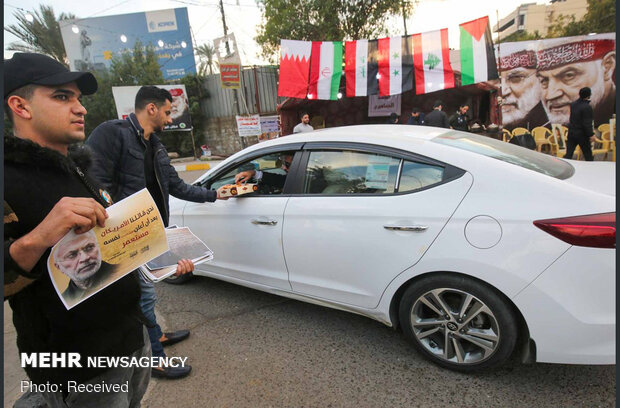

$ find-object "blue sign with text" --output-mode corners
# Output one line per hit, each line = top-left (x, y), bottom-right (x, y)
(60, 8), (196, 80)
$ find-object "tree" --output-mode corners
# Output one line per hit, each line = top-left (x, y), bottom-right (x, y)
(498, 30), (543, 44)
(5, 5), (75, 66)
(547, 0), (615, 38)
(195, 43), (219, 76)
(255, 0), (411, 61)
(81, 41), (164, 136)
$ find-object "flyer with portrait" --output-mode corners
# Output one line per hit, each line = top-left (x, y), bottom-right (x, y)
(47, 189), (169, 310)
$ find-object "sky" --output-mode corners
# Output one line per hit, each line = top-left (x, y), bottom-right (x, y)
(4, 0), (551, 65)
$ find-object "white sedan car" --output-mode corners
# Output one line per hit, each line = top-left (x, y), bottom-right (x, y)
(168, 125), (615, 371)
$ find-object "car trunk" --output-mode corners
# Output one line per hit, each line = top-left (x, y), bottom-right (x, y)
(564, 161), (615, 197)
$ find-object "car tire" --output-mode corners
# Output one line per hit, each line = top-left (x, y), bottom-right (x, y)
(163, 272), (195, 285)
(399, 274), (518, 372)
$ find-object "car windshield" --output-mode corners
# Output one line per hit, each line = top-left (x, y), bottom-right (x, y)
(432, 132), (574, 179)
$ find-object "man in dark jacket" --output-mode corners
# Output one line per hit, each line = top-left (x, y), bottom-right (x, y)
(406, 108), (425, 125)
(564, 87), (595, 161)
(424, 100), (450, 128)
(87, 86), (225, 380)
(449, 104), (470, 131)
(4, 53), (149, 407)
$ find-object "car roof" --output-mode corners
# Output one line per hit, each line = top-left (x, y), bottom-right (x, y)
(244, 125), (452, 153)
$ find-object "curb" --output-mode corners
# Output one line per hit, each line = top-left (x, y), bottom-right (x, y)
(172, 163), (210, 172)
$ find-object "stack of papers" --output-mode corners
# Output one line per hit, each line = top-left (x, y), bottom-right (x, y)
(140, 226), (214, 282)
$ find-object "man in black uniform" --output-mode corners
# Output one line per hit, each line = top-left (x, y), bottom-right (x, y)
(424, 100), (449, 128)
(564, 87), (595, 161)
(449, 104), (470, 131)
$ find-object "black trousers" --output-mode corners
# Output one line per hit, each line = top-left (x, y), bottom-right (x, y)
(564, 136), (593, 161)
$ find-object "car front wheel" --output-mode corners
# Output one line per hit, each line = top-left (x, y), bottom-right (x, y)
(399, 274), (518, 372)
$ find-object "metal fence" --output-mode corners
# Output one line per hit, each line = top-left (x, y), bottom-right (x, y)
(201, 66), (280, 118)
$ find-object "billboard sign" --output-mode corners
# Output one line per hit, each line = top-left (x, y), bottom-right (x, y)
(59, 8), (196, 80)
(495, 33), (615, 130)
(112, 85), (192, 131)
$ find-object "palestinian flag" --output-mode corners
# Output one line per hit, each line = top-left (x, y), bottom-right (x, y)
(459, 16), (498, 85)
(309, 41), (343, 100)
(412, 28), (454, 95)
(345, 38), (413, 97)
(278, 40), (312, 98)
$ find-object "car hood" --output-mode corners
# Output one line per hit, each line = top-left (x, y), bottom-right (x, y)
(565, 160), (615, 197)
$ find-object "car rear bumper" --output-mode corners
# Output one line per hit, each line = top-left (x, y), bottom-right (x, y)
(513, 246), (615, 364)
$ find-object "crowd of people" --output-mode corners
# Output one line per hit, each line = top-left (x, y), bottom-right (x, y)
(384, 100), (473, 132)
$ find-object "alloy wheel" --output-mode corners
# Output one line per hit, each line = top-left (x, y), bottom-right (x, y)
(410, 287), (500, 364)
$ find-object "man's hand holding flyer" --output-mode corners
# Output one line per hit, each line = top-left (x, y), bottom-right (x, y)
(47, 189), (169, 309)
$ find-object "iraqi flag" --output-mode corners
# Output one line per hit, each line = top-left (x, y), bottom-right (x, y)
(278, 40), (312, 98)
(345, 38), (413, 97)
(412, 28), (455, 94)
(459, 16), (498, 85)
(308, 41), (343, 100)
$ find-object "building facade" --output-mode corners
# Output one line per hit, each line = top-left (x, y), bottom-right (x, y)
(494, 0), (588, 38)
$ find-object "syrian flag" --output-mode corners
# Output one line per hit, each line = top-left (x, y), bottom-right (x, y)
(345, 38), (413, 97)
(377, 36), (414, 96)
(412, 28), (455, 94)
(460, 16), (498, 85)
(278, 40), (312, 98)
(308, 41), (343, 100)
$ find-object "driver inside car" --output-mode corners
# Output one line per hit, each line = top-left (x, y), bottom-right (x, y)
(234, 154), (293, 193)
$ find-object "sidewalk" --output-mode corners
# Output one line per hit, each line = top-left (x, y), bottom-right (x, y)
(170, 156), (227, 173)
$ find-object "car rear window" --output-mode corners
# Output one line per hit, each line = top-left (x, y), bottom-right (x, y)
(432, 132), (574, 179)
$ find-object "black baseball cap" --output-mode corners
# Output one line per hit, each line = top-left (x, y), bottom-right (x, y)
(4, 53), (98, 98)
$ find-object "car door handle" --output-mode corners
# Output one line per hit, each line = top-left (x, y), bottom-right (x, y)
(251, 219), (278, 226)
(383, 225), (428, 232)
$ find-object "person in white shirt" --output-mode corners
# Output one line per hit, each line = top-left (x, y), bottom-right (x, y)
(293, 112), (314, 133)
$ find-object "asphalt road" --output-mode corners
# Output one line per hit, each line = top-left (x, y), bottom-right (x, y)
(144, 276), (615, 408)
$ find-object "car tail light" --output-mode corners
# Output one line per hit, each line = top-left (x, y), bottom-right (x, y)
(534, 212), (616, 248)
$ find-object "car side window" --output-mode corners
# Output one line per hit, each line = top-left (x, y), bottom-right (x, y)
(398, 160), (444, 193)
(208, 151), (296, 196)
(302, 151), (400, 194)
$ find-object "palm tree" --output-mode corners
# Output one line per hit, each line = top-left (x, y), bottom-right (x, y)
(6, 5), (75, 66)
(195, 43), (219, 76)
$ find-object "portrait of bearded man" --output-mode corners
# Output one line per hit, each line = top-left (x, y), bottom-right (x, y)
(536, 36), (616, 127)
(498, 49), (549, 129)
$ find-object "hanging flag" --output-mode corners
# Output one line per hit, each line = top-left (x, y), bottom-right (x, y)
(412, 28), (455, 94)
(460, 16), (498, 85)
(345, 37), (413, 97)
(278, 40), (312, 98)
(377, 36), (414, 96)
(308, 41), (343, 100)
(345, 39), (368, 97)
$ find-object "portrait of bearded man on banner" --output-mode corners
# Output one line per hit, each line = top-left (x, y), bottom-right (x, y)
(499, 49), (549, 129)
(536, 36), (616, 127)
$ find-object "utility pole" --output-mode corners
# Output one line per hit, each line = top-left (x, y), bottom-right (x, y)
(401, 0), (408, 36)
(219, 0), (245, 147)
